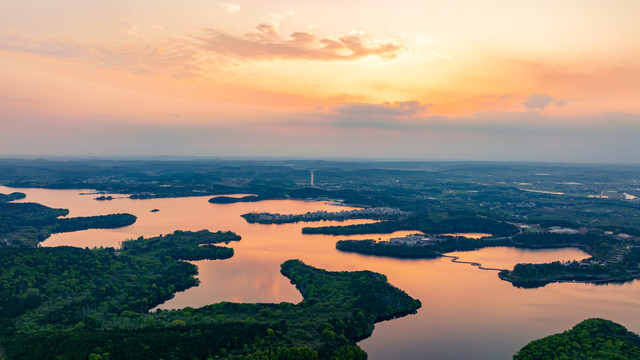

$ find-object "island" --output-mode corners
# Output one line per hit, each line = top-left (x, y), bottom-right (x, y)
(94, 195), (114, 201)
(209, 195), (261, 204)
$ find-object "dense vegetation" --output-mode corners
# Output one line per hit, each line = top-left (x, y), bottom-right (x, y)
(302, 212), (518, 237)
(0, 235), (421, 360)
(0, 194), (136, 247)
(2, 159), (640, 357)
(0, 245), (199, 336)
(53, 214), (137, 234)
(337, 240), (440, 258)
(336, 237), (511, 259)
(2, 158), (640, 239)
(513, 318), (640, 360)
(121, 230), (240, 261)
(0, 192), (25, 203)
(510, 232), (610, 256)
(209, 195), (261, 204)
(500, 257), (640, 288)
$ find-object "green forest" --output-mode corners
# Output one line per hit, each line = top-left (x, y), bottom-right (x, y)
(302, 212), (518, 237)
(514, 318), (640, 360)
(0, 231), (421, 359)
(336, 236), (511, 259)
(499, 232), (640, 288)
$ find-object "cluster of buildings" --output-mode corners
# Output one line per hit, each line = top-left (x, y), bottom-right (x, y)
(547, 226), (584, 235)
(512, 223), (588, 235)
(385, 234), (438, 246)
(604, 231), (639, 242)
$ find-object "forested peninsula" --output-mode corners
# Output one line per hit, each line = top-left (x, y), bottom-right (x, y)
(0, 231), (421, 359)
(0, 192), (136, 247)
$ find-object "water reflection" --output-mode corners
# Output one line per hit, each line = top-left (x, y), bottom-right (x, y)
(2, 186), (640, 360)
(446, 246), (590, 270)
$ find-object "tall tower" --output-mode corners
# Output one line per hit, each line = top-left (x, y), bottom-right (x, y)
(310, 170), (315, 187)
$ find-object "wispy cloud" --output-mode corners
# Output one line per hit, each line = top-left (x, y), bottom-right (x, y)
(0, 32), (202, 78)
(0, 32), (88, 58)
(304, 101), (433, 129)
(288, 101), (640, 137)
(332, 100), (429, 119)
(220, 3), (242, 14)
(0, 24), (407, 78)
(195, 25), (405, 61)
(522, 93), (566, 111)
(4, 109), (639, 162)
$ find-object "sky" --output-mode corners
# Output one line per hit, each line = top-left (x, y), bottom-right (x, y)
(1, 0), (639, 162)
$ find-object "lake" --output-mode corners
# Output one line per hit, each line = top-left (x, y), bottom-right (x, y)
(3, 185), (640, 359)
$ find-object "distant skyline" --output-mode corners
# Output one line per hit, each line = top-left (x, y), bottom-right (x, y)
(1, 1), (639, 162)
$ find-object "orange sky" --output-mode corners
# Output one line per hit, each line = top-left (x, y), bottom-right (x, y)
(1, 1), (639, 161)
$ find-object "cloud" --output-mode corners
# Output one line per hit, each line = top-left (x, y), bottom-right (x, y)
(220, 3), (242, 14)
(0, 32), (203, 78)
(5, 110), (639, 163)
(312, 101), (432, 128)
(0, 25), (407, 79)
(522, 93), (566, 110)
(288, 101), (640, 137)
(0, 32), (88, 58)
(195, 26), (405, 61)
(333, 101), (429, 118)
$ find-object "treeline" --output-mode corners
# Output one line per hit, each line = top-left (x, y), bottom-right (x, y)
(0, 192), (26, 203)
(52, 214), (137, 234)
(499, 260), (640, 289)
(209, 195), (261, 204)
(303, 213), (518, 238)
(121, 230), (241, 261)
(513, 318), (640, 359)
(336, 237), (511, 259)
(0, 245), (200, 339)
(336, 240), (439, 258)
(6, 322), (279, 360)
(207, 187), (399, 208)
(511, 231), (617, 258)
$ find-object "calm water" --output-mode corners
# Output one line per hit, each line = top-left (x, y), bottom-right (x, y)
(3, 185), (640, 359)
